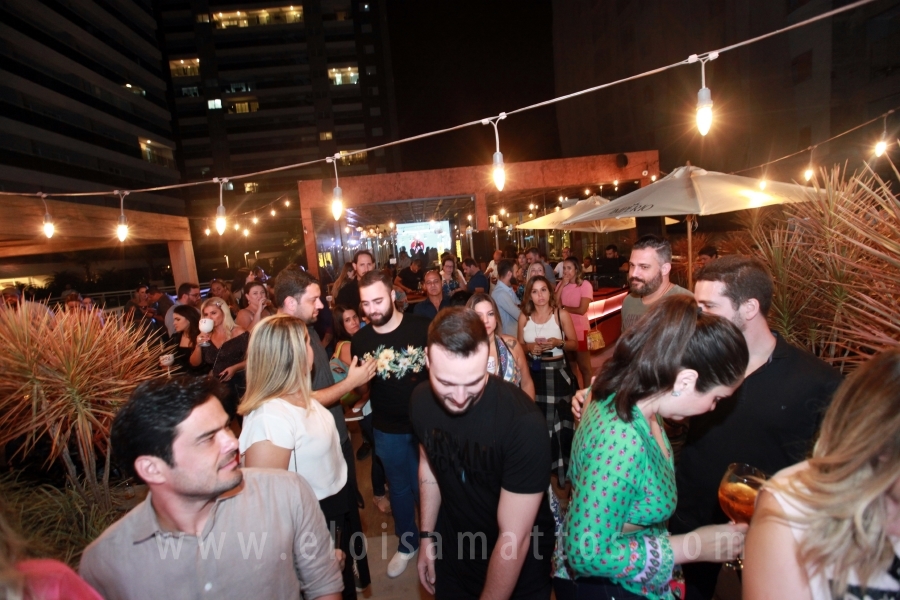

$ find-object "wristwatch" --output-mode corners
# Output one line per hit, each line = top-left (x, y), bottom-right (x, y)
(419, 531), (438, 540)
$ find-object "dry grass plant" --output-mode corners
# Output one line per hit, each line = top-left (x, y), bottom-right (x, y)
(0, 306), (165, 512)
(749, 162), (900, 372)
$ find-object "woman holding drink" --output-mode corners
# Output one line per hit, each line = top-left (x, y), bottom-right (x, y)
(744, 349), (900, 600)
(235, 280), (274, 331)
(466, 292), (535, 399)
(559, 295), (749, 599)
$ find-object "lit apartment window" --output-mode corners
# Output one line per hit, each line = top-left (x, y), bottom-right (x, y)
(170, 59), (200, 77)
(212, 6), (303, 29)
(244, 182), (259, 193)
(328, 66), (359, 85)
(123, 83), (146, 96)
(228, 101), (259, 114)
(208, 99), (222, 109)
(319, 131), (333, 141)
(226, 82), (250, 93)
(139, 141), (175, 168)
(181, 86), (200, 97)
(196, 13), (210, 22)
(339, 150), (367, 166)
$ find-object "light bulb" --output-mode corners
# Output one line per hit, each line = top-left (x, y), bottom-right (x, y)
(331, 187), (343, 221)
(215, 205), (226, 235)
(285, 200), (291, 207)
(584, 189), (590, 195)
(875, 140), (887, 157)
(467, 214), (472, 221)
(651, 175), (657, 182)
(804, 168), (814, 182)
(389, 221), (394, 229)
(43, 213), (54, 238)
(243, 228), (249, 237)
(613, 180), (618, 186)
(116, 214), (128, 242)
(759, 180), (767, 190)
(252, 216), (258, 224)
(270, 209), (276, 217)
(559, 196), (564, 201)
(696, 87), (713, 136)
(492, 151), (505, 192)
(205, 227), (211, 236)
(233, 223), (240, 231)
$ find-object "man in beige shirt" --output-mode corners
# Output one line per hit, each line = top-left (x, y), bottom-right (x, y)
(80, 376), (343, 600)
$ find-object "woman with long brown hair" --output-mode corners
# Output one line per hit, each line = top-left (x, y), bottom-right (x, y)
(555, 255), (594, 387)
(518, 275), (578, 484)
(466, 292), (535, 399)
(745, 349), (900, 600)
(331, 262), (356, 307)
(235, 280), (274, 331)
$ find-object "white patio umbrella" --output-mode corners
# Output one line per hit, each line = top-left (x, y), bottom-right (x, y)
(562, 165), (816, 287)
(517, 196), (675, 233)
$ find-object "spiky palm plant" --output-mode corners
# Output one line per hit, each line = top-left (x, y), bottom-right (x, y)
(0, 306), (165, 511)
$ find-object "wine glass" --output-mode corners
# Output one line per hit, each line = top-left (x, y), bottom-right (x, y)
(159, 354), (175, 377)
(718, 462), (766, 569)
(198, 318), (214, 347)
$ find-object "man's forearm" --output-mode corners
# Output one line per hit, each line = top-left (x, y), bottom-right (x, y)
(480, 534), (531, 600)
(312, 378), (357, 408)
(419, 452), (441, 531)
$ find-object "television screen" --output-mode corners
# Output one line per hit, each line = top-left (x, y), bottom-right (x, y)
(395, 221), (452, 257)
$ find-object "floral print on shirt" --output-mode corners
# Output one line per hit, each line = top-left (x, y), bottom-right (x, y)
(564, 394), (677, 600)
(363, 345), (426, 380)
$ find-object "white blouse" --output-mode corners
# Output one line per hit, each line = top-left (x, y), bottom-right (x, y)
(239, 398), (347, 500)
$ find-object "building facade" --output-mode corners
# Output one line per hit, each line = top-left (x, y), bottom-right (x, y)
(156, 0), (400, 275)
(552, 0), (900, 182)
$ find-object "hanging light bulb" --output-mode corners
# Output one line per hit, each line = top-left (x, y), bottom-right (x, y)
(804, 168), (814, 182)
(243, 228), (249, 237)
(483, 113), (508, 191)
(39, 194), (54, 238)
(285, 200), (291, 207)
(115, 190), (130, 242)
(328, 154), (343, 220)
(691, 53), (717, 136)
(875, 114), (889, 157)
(214, 178), (228, 234)
(252, 215), (258, 224)
(233, 222), (240, 231)
(759, 180), (767, 190)
(650, 175), (657, 182)
(270, 208), (276, 217)
(205, 225), (211, 236)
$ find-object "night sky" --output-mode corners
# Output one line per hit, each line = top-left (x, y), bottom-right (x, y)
(384, 0), (561, 172)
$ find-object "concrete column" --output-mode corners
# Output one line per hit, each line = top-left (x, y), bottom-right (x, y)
(168, 240), (198, 286)
(301, 205), (319, 279)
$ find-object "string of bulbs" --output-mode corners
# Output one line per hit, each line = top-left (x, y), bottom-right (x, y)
(14, 0), (889, 242)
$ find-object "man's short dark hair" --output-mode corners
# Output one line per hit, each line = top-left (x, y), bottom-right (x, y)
(353, 250), (374, 265)
(136, 284), (148, 292)
(147, 285), (161, 295)
(112, 375), (229, 482)
(411, 259), (423, 268)
(525, 246), (540, 257)
(176, 282), (198, 299)
(358, 269), (393, 291)
(696, 254), (774, 316)
(273, 266), (319, 308)
(632, 234), (672, 264)
(427, 307), (488, 357)
(462, 258), (477, 269)
(605, 244), (619, 253)
(497, 259), (514, 279)
(698, 245), (718, 259)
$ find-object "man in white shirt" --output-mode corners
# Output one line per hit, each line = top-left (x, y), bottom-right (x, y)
(484, 250), (503, 290)
(553, 247), (571, 279)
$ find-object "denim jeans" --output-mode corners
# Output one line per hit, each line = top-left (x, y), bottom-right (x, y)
(373, 429), (420, 553)
(360, 413), (387, 496)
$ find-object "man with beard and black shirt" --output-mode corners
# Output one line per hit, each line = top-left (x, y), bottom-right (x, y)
(352, 270), (430, 578)
(620, 235), (691, 332)
(412, 308), (553, 599)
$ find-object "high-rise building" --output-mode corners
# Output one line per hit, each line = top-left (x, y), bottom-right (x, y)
(0, 0), (182, 212)
(552, 0), (900, 182)
(156, 0), (400, 275)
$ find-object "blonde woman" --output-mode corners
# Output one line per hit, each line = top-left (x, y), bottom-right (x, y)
(745, 349), (900, 600)
(239, 314), (360, 599)
(190, 297), (248, 416)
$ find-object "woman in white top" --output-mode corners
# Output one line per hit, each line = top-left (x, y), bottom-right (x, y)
(517, 275), (578, 485)
(238, 314), (357, 599)
(744, 349), (900, 600)
(466, 293), (535, 399)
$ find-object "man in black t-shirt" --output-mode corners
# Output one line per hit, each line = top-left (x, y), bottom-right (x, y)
(394, 259), (424, 293)
(411, 308), (553, 599)
(335, 250), (375, 311)
(352, 270), (430, 578)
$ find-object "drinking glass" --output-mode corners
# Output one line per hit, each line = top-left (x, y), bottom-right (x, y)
(718, 462), (766, 569)
(159, 354), (175, 377)
(199, 318), (214, 347)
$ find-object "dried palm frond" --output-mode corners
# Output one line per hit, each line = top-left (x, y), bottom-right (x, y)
(0, 308), (165, 510)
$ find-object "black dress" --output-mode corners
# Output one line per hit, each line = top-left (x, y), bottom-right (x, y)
(200, 331), (250, 417)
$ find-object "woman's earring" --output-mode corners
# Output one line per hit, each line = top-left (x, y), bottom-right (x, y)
(671, 390), (681, 397)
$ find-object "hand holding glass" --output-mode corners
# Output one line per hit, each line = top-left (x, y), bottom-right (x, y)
(199, 318), (214, 347)
(718, 462), (766, 569)
(159, 354), (175, 377)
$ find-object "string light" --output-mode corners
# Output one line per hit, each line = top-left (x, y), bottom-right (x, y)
(204, 223), (211, 236)
(804, 147), (814, 182)
(39, 193), (54, 238)
(213, 177), (228, 235)
(690, 52), (718, 136)
(233, 223), (240, 231)
(270, 209), (276, 217)
(115, 190), (130, 242)
(650, 175), (657, 182)
(759, 179), (767, 190)
(483, 113), (507, 191)
(252, 214), (258, 224)
(326, 154), (343, 220)
(243, 228), (249, 237)
(285, 200), (291, 207)
(875, 114), (889, 157)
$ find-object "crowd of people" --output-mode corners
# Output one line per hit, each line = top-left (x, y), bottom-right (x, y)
(3, 236), (900, 600)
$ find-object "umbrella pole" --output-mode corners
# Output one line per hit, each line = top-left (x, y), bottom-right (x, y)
(686, 215), (694, 290)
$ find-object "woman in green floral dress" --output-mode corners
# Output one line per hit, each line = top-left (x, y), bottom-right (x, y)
(559, 295), (750, 599)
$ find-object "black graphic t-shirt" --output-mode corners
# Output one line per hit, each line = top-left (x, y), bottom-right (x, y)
(351, 314), (429, 434)
(410, 376), (554, 597)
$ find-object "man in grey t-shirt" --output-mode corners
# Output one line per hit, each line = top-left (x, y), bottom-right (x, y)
(80, 376), (343, 600)
(621, 234), (692, 332)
